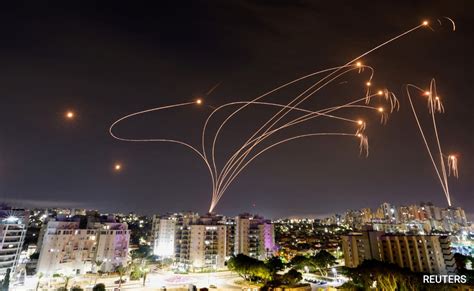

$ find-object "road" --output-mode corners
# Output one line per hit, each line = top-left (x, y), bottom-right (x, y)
(11, 270), (245, 291)
(12, 270), (345, 290)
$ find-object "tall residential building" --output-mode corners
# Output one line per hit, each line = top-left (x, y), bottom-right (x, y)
(379, 234), (455, 274)
(94, 222), (130, 271)
(37, 217), (130, 276)
(341, 231), (383, 268)
(189, 224), (227, 270)
(0, 208), (28, 280)
(342, 231), (456, 274)
(423, 202), (443, 220)
(397, 206), (410, 223)
(152, 215), (177, 258)
(173, 213), (227, 272)
(379, 202), (398, 223)
(360, 208), (372, 224)
(173, 212), (199, 270)
(441, 207), (467, 231)
(234, 214), (276, 260)
(152, 212), (275, 271)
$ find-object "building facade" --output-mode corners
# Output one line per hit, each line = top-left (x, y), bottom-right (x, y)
(188, 224), (227, 270)
(0, 208), (28, 280)
(152, 213), (275, 271)
(234, 214), (276, 260)
(341, 231), (456, 274)
(152, 215), (177, 258)
(341, 231), (383, 268)
(37, 218), (130, 276)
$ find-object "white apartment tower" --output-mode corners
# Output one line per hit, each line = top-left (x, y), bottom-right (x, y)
(37, 218), (130, 276)
(189, 224), (227, 270)
(234, 214), (275, 260)
(152, 216), (177, 258)
(0, 208), (28, 280)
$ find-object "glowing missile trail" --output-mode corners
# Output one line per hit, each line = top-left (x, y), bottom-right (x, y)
(213, 65), (380, 190)
(216, 94), (387, 192)
(109, 20), (444, 213)
(443, 17), (456, 31)
(406, 80), (459, 206)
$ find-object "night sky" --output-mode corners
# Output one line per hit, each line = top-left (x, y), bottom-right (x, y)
(0, 1), (472, 218)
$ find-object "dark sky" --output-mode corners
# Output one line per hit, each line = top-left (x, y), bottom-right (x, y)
(0, 1), (472, 218)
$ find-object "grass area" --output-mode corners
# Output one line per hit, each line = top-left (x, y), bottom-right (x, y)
(234, 279), (264, 287)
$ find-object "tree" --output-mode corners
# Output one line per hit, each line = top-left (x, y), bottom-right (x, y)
(129, 262), (142, 281)
(115, 264), (129, 290)
(35, 273), (43, 291)
(131, 245), (152, 261)
(265, 256), (284, 276)
(454, 254), (474, 285)
(289, 255), (310, 270)
(70, 286), (84, 291)
(454, 253), (474, 270)
(1, 268), (10, 291)
(62, 275), (73, 290)
(142, 264), (150, 287)
(227, 254), (258, 281)
(341, 260), (425, 290)
(227, 254), (270, 283)
(92, 283), (106, 291)
(312, 250), (337, 276)
(281, 268), (302, 286)
(250, 262), (271, 283)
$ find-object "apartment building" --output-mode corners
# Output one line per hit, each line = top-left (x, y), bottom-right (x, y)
(341, 230), (456, 274)
(234, 214), (276, 260)
(37, 217), (130, 276)
(0, 208), (28, 280)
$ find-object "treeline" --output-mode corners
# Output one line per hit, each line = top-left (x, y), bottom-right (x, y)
(340, 254), (474, 290)
(227, 250), (337, 289)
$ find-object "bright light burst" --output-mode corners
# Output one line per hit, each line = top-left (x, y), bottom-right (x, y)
(406, 79), (460, 206)
(448, 155), (459, 178)
(65, 110), (75, 120)
(114, 163), (122, 171)
(109, 20), (446, 212)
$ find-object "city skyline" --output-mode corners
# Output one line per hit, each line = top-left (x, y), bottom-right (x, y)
(0, 1), (473, 218)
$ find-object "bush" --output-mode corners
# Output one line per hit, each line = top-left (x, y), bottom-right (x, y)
(129, 269), (142, 280)
(93, 283), (106, 291)
(281, 268), (302, 285)
(70, 286), (84, 291)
